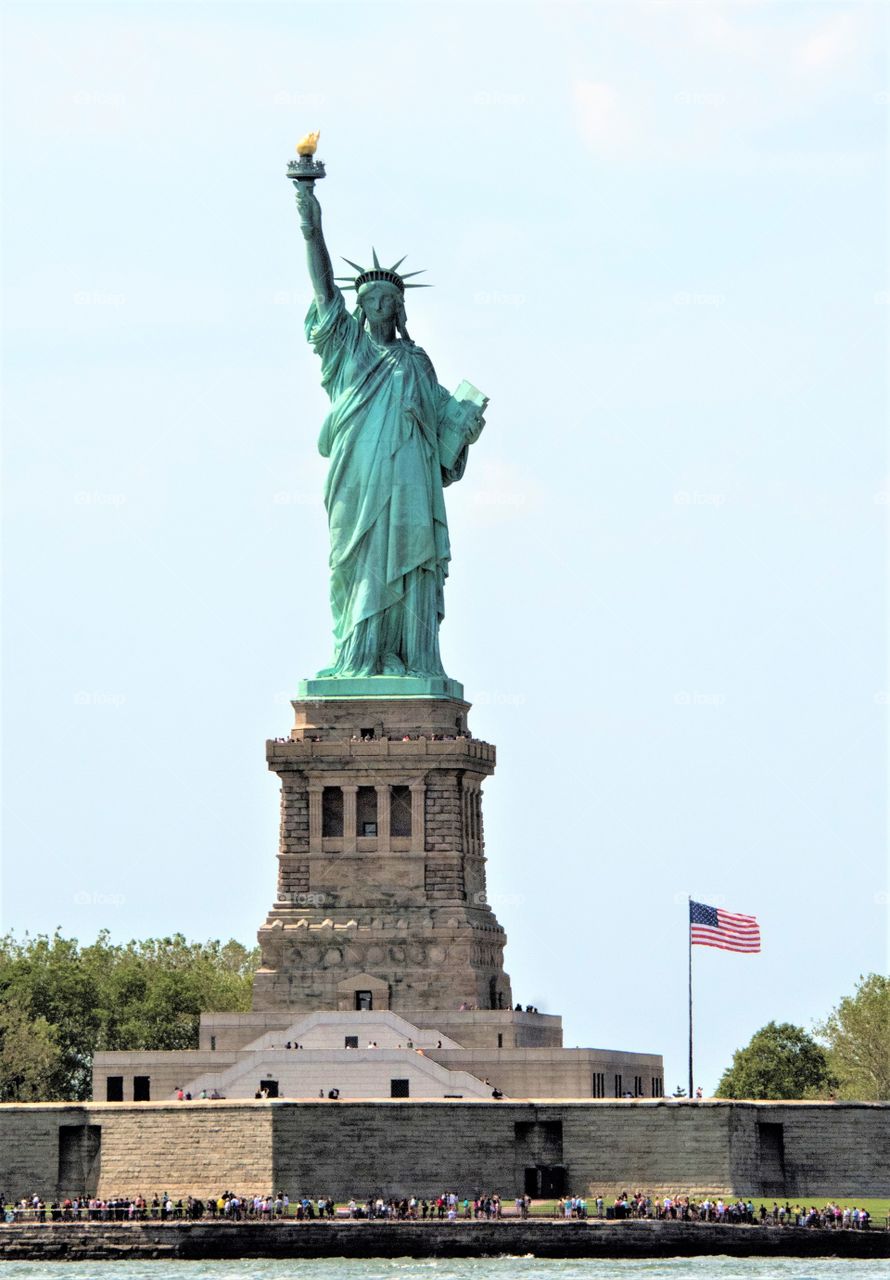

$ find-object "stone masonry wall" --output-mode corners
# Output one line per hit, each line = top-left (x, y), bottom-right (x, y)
(276, 858), (310, 900)
(0, 1105), (83, 1196)
(424, 859), (466, 900)
(97, 1102), (273, 1197)
(270, 1102), (734, 1197)
(727, 1102), (890, 1198)
(2, 1100), (887, 1203)
(563, 1104), (733, 1194)
(424, 771), (462, 853)
(272, 1101), (516, 1195)
(279, 775), (309, 856)
(0, 1103), (273, 1200)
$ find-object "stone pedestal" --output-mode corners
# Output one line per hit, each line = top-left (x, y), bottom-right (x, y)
(253, 695), (513, 1016)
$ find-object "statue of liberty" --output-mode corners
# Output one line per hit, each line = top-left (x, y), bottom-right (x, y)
(292, 144), (486, 692)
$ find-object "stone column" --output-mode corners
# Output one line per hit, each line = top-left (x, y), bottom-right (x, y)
(410, 780), (426, 853)
(375, 784), (391, 853)
(342, 784), (358, 853)
(308, 784), (323, 854)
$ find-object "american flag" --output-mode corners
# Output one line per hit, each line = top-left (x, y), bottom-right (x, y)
(689, 900), (761, 953)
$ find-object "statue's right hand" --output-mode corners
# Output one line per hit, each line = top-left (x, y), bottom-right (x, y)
(295, 184), (322, 233)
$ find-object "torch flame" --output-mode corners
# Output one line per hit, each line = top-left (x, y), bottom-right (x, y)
(296, 131), (320, 157)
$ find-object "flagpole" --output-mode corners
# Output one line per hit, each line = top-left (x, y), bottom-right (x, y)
(688, 896), (694, 1100)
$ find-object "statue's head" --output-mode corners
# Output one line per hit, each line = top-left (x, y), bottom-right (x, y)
(357, 279), (401, 322)
(356, 280), (408, 338)
(336, 251), (429, 343)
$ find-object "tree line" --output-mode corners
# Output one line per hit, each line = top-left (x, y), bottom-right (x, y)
(714, 973), (889, 1100)
(0, 932), (885, 1103)
(0, 931), (258, 1101)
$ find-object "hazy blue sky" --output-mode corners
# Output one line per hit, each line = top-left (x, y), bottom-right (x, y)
(2, 1), (887, 1093)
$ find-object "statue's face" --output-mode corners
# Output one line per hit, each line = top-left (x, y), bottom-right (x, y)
(358, 282), (401, 324)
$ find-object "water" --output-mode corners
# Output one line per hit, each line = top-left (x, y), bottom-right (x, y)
(0, 1261), (887, 1280)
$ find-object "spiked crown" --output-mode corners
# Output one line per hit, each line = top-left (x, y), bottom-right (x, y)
(335, 249), (430, 295)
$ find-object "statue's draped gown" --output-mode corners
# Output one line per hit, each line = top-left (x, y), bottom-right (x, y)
(306, 290), (467, 678)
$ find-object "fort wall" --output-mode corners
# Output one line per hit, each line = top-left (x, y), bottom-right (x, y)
(1, 1099), (886, 1202)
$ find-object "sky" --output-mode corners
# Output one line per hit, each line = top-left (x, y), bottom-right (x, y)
(2, 1), (887, 1094)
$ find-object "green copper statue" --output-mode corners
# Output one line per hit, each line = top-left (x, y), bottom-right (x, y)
(290, 139), (487, 693)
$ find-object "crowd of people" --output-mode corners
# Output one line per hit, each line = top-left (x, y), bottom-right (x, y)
(0, 1190), (879, 1230)
(595, 1192), (875, 1230)
(0, 1192), (504, 1223)
(271, 732), (479, 745)
(1, 1193), (292, 1223)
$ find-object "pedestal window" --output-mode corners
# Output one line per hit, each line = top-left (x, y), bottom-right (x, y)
(390, 785), (412, 837)
(322, 787), (343, 837)
(356, 786), (378, 837)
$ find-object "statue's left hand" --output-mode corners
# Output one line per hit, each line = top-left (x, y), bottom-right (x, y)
(465, 405), (486, 443)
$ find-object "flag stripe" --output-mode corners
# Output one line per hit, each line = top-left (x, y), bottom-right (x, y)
(697, 939), (759, 947)
(690, 935), (761, 952)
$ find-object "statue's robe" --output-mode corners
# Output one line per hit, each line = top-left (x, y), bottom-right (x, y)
(305, 290), (468, 678)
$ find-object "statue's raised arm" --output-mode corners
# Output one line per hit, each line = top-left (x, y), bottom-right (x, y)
(295, 184), (337, 309)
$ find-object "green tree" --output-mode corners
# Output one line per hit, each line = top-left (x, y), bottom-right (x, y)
(0, 931), (102, 1099)
(816, 973), (890, 1100)
(0, 997), (61, 1101)
(0, 930), (259, 1101)
(715, 1021), (831, 1099)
